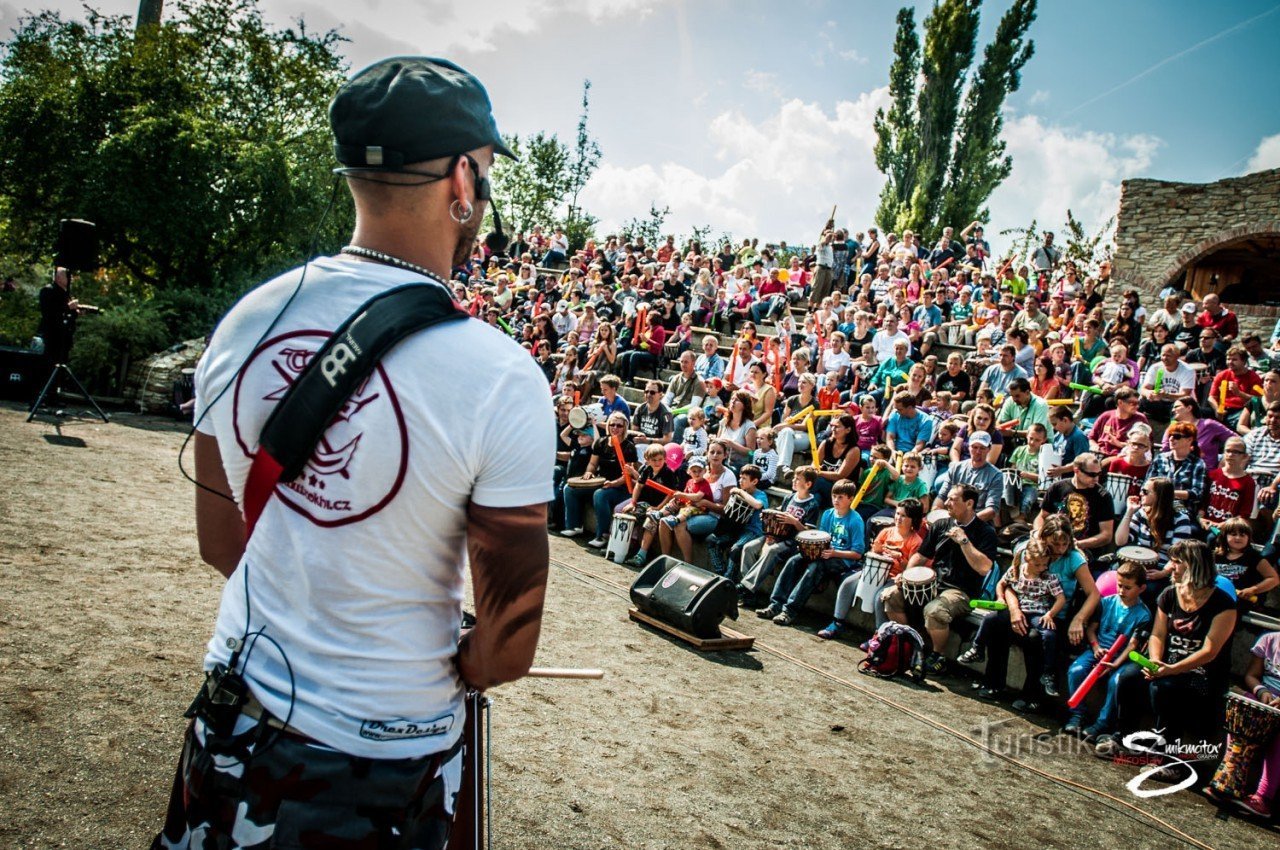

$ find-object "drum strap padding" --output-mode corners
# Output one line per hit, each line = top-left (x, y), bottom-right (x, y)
(243, 282), (469, 538)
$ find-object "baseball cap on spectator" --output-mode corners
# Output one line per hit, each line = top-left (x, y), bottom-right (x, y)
(330, 57), (516, 168)
(1181, 302), (1197, 314)
(969, 431), (992, 447)
(687, 456), (707, 470)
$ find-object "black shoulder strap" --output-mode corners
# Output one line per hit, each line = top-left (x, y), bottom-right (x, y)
(243, 282), (468, 537)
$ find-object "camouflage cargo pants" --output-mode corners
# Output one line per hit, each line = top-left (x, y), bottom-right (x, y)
(153, 719), (463, 849)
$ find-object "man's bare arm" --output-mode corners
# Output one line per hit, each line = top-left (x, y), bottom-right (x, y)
(458, 502), (550, 691)
(195, 432), (245, 579)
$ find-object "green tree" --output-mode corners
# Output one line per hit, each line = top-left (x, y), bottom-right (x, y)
(904, 0), (981, 233)
(488, 131), (572, 241)
(872, 7), (920, 230)
(622, 203), (670, 247)
(873, 1), (1037, 239)
(0, 0), (352, 349)
(563, 79), (601, 250)
(938, 0), (1037, 229)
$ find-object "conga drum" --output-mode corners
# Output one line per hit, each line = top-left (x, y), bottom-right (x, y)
(1002, 467), (1022, 507)
(762, 508), (799, 541)
(606, 510), (638, 563)
(1105, 472), (1136, 517)
(1208, 691), (1280, 799)
(901, 566), (939, 607)
(855, 552), (896, 613)
(796, 529), (832, 561)
(721, 492), (755, 527)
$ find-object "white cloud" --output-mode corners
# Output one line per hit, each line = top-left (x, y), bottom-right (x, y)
(580, 89), (891, 243)
(988, 114), (1160, 242)
(1244, 132), (1280, 174)
(581, 96), (1161, 255)
(839, 49), (868, 64)
(743, 70), (783, 98)
(1027, 89), (1050, 107)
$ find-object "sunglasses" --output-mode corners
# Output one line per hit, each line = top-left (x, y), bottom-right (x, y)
(1077, 468), (1101, 478)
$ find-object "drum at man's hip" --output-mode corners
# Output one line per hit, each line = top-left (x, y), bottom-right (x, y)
(1209, 691), (1280, 798)
(901, 566), (939, 607)
(721, 492), (755, 527)
(1115, 545), (1158, 571)
(796, 529), (832, 562)
(1105, 473), (1137, 517)
(567, 475), (606, 491)
(762, 509), (799, 540)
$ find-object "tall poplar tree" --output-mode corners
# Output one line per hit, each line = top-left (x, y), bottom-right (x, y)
(939, 0), (1037, 228)
(872, 0), (1037, 238)
(872, 8), (920, 230)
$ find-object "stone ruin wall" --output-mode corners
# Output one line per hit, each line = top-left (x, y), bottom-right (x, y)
(1112, 167), (1280, 338)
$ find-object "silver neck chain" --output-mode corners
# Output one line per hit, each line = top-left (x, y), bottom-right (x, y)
(340, 245), (447, 286)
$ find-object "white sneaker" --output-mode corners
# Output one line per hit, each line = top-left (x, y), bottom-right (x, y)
(587, 536), (607, 549)
(560, 527), (584, 538)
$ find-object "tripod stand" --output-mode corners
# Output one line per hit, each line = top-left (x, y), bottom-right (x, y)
(28, 360), (109, 422)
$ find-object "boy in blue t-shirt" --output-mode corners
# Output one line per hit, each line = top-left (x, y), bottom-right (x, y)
(737, 466), (822, 606)
(705, 465), (768, 580)
(758, 479), (866, 626)
(1063, 561), (1152, 738)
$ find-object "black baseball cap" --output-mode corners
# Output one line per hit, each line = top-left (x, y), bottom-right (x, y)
(330, 57), (516, 169)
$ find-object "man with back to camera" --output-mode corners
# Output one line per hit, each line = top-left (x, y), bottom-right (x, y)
(152, 57), (555, 849)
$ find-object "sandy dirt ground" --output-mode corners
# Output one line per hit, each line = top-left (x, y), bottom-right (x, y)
(1, 400), (1277, 850)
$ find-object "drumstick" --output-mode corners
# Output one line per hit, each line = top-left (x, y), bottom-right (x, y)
(969, 599), (1008, 611)
(611, 435), (634, 491)
(807, 413), (820, 467)
(527, 667), (604, 680)
(850, 465), (880, 509)
(1219, 380), (1229, 416)
(1068, 382), (1103, 395)
(997, 419), (1018, 431)
(644, 479), (690, 501)
(1067, 634), (1128, 709)
(1127, 650), (1160, 673)
(772, 338), (783, 394)
(1046, 398), (1075, 406)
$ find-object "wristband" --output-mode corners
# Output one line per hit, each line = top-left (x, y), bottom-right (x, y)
(1256, 684), (1272, 697)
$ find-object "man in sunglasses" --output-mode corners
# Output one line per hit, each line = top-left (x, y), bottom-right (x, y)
(157, 58), (554, 849)
(1034, 452), (1115, 566)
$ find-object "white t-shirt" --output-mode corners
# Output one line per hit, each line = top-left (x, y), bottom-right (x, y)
(194, 257), (555, 759)
(1141, 360), (1196, 397)
(872, 329), (911, 362)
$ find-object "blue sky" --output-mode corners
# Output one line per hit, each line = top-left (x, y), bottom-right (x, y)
(8, 0), (1280, 253)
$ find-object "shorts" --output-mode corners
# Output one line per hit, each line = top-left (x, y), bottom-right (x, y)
(153, 715), (464, 849)
(880, 585), (970, 631)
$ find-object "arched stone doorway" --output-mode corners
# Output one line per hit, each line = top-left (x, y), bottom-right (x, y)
(1160, 229), (1280, 305)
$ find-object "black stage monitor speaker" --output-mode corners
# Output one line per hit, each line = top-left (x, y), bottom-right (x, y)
(0, 345), (44, 401)
(54, 219), (98, 272)
(629, 555), (738, 639)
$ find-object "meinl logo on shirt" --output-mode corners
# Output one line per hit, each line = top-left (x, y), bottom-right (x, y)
(233, 330), (410, 527)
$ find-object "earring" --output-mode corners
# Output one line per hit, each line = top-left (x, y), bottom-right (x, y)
(450, 200), (474, 224)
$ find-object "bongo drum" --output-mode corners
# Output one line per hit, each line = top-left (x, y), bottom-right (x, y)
(797, 529), (832, 561)
(762, 508), (799, 540)
(855, 552), (896, 613)
(568, 406), (589, 430)
(1105, 472), (1136, 517)
(606, 510), (638, 564)
(901, 566), (939, 607)
(1002, 467), (1022, 507)
(1208, 691), (1280, 799)
(567, 475), (605, 490)
(1115, 545), (1157, 570)
(721, 492), (755, 527)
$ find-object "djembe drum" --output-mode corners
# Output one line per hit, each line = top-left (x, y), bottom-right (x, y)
(796, 529), (832, 561)
(762, 508), (799, 541)
(1208, 691), (1280, 799)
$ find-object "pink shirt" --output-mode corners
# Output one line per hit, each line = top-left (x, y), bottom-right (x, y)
(855, 415), (884, 450)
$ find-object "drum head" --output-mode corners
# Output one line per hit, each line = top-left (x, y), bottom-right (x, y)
(926, 510), (950, 526)
(1116, 545), (1157, 564)
(902, 566), (936, 584)
(568, 407), (589, 429)
(567, 475), (604, 489)
(796, 529), (831, 545)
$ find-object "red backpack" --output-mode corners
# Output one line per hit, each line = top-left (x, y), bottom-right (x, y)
(859, 622), (926, 683)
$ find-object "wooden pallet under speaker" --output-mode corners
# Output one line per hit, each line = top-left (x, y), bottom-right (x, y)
(628, 607), (755, 651)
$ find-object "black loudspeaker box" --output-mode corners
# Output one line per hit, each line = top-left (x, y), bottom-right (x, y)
(0, 346), (44, 401)
(629, 555), (739, 639)
(54, 219), (98, 272)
